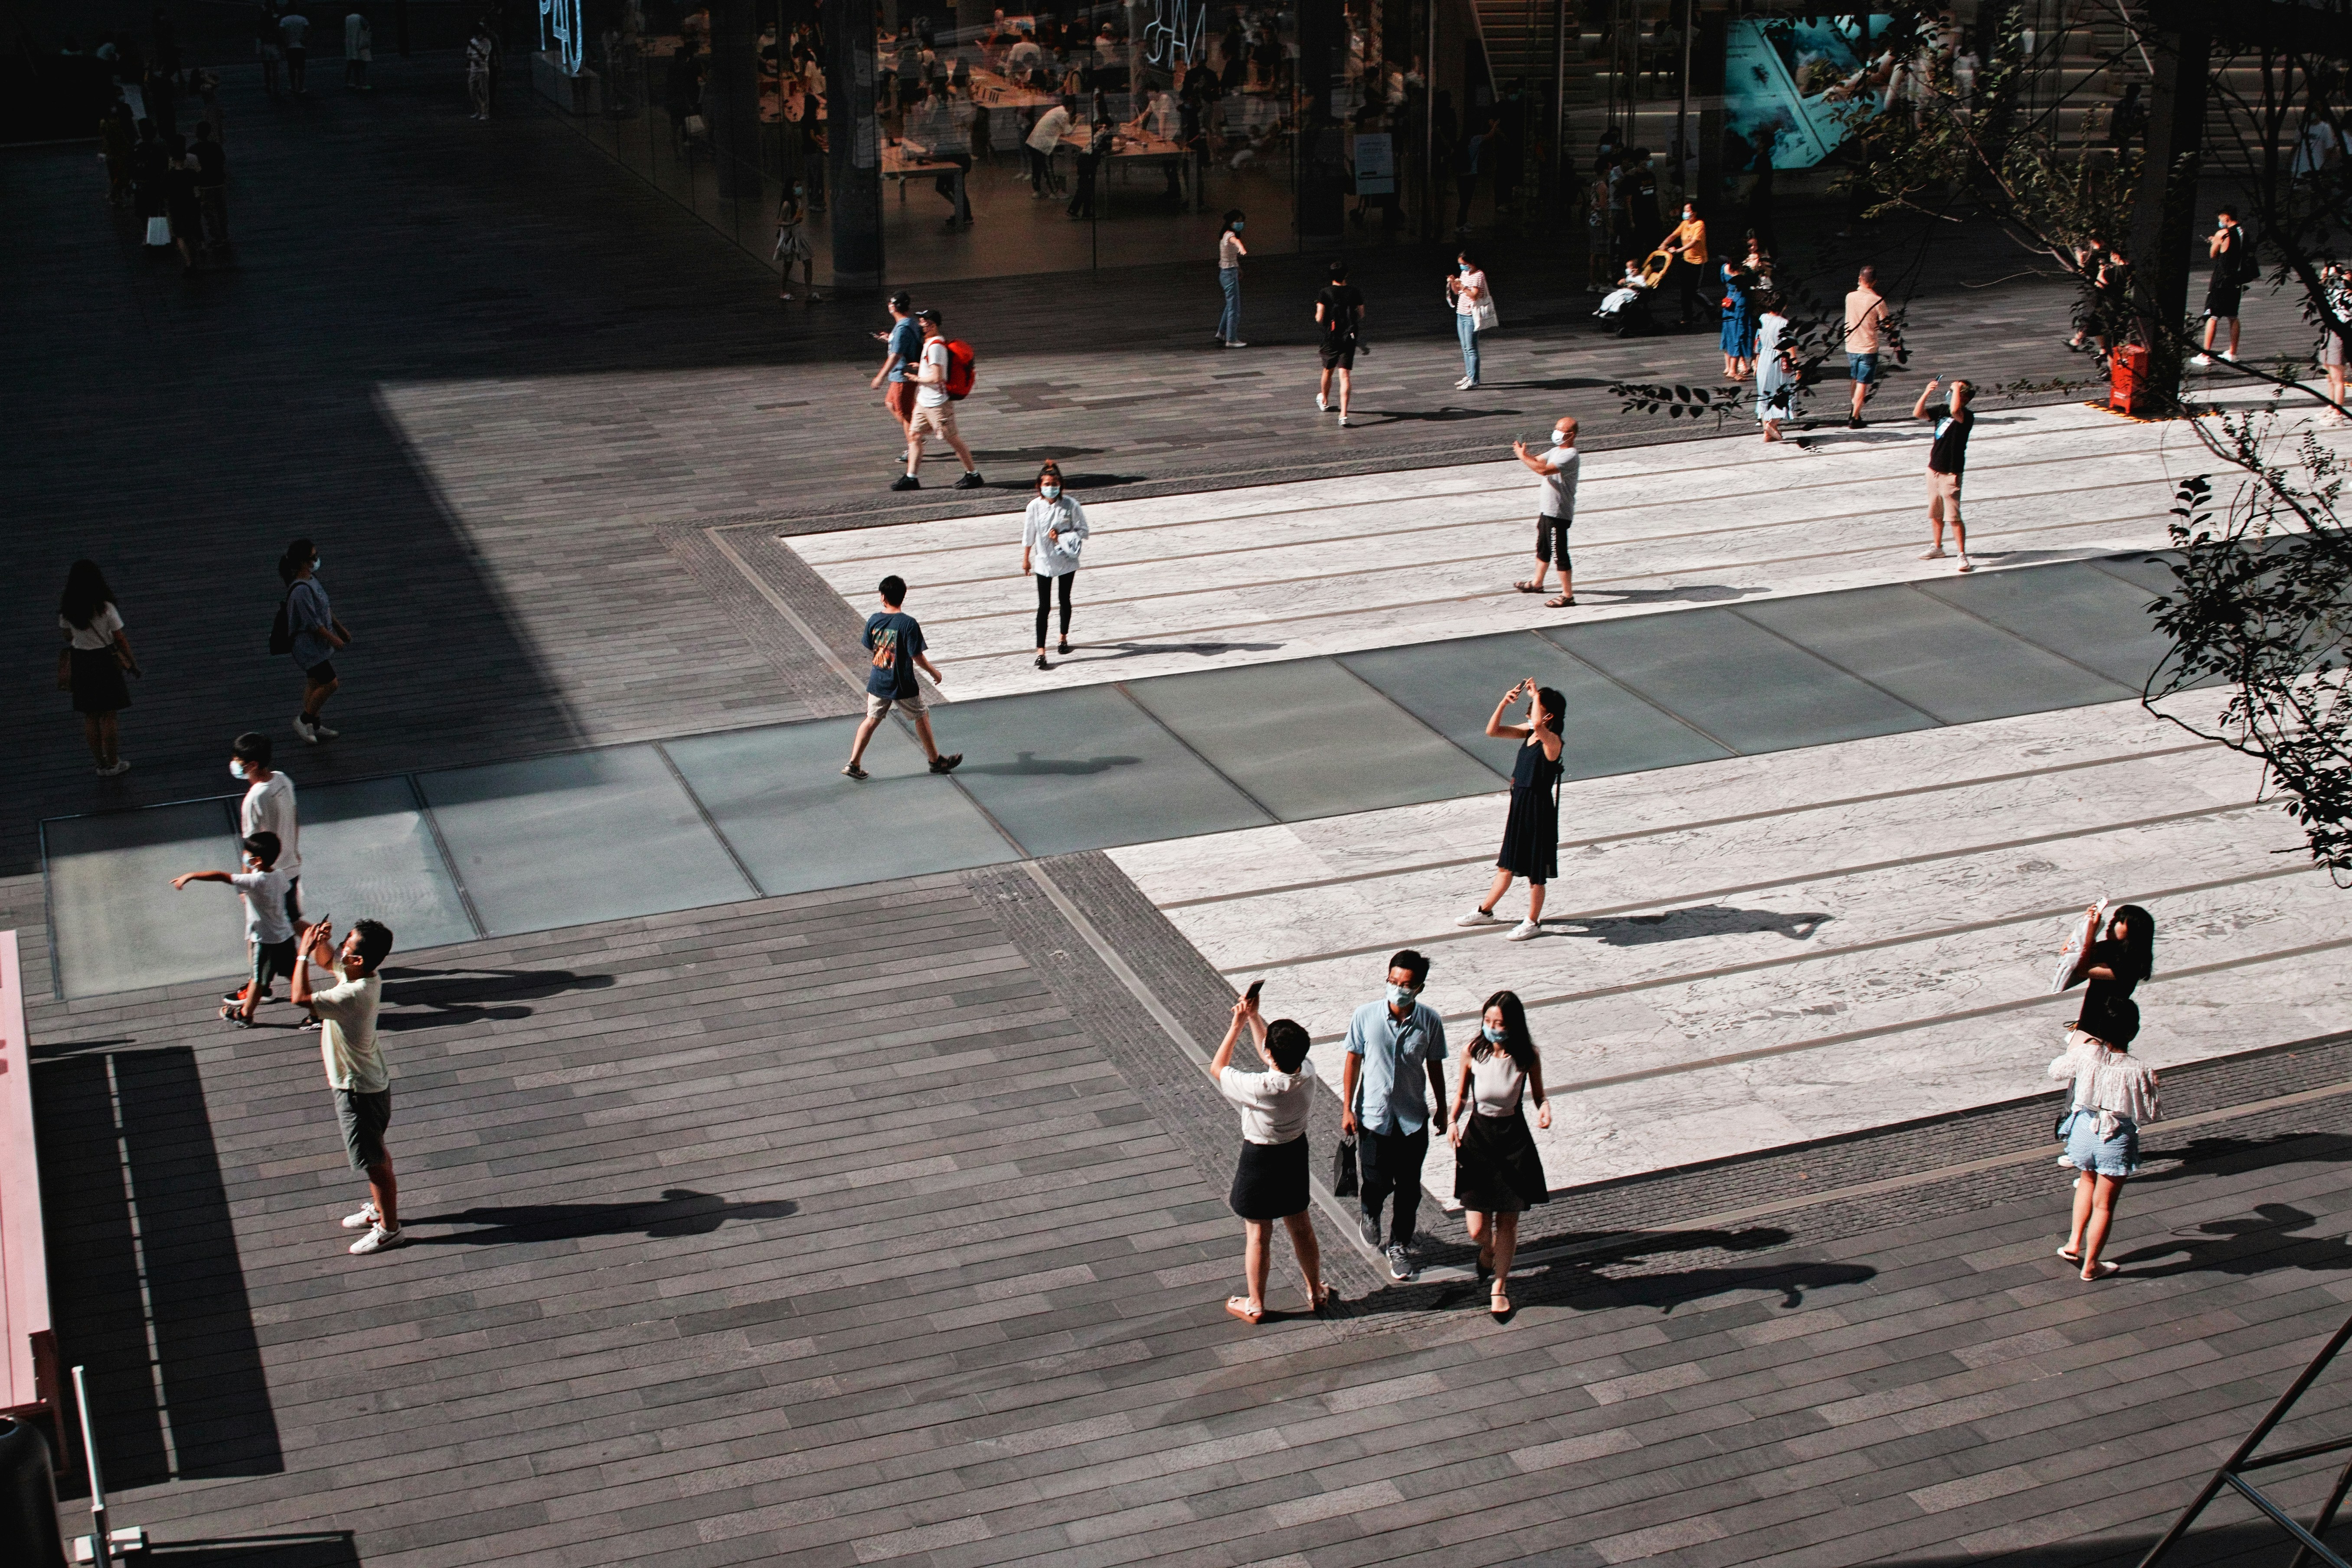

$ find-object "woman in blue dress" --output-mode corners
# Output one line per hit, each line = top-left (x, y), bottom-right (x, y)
(1718, 260), (1757, 381)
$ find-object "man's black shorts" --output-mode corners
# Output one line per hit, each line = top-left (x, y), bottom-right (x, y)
(336, 1088), (392, 1173)
(304, 658), (337, 685)
(1319, 337), (1357, 370)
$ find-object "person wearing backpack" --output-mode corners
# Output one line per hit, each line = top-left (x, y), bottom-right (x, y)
(2193, 206), (2252, 366)
(893, 308), (985, 492)
(277, 537), (349, 743)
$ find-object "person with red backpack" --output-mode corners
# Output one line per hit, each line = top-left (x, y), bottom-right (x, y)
(895, 307), (987, 492)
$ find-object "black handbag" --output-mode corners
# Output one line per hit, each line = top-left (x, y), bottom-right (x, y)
(2055, 1108), (2074, 1143)
(1331, 1081), (1361, 1197)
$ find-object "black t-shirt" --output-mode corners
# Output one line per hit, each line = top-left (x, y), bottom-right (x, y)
(2074, 938), (2148, 1042)
(1316, 283), (1363, 341)
(1927, 406), (1974, 475)
(190, 139), (225, 185)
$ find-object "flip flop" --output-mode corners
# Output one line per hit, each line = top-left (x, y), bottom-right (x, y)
(2081, 1261), (2120, 1281)
(1513, 580), (1546, 594)
(2056, 1245), (2083, 1262)
(1224, 1296), (1264, 1324)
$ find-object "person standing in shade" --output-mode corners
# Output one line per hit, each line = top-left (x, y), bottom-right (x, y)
(1911, 376), (1975, 572)
(1447, 989), (1552, 1318)
(1457, 679), (1565, 941)
(1025, 93), (1072, 194)
(1842, 265), (1890, 428)
(293, 918), (406, 1254)
(466, 20), (494, 118)
(772, 182), (815, 301)
(1021, 461), (1087, 669)
(2051, 902), (2159, 1281)
(1214, 211), (1248, 347)
(232, 730), (303, 951)
(343, 8), (370, 88)
(1656, 198), (1708, 329)
(189, 121), (228, 252)
(281, 537), (349, 744)
(256, 1), (283, 95)
(1340, 948), (1449, 1282)
(843, 575), (962, 778)
(279, 7), (309, 93)
(1754, 293), (1794, 442)
(58, 559), (139, 777)
(1510, 417), (1578, 605)
(2193, 207), (2249, 366)
(1447, 249), (1490, 389)
(870, 291), (922, 447)
(1212, 989), (1332, 1324)
(894, 308), (984, 492)
(1314, 260), (1364, 425)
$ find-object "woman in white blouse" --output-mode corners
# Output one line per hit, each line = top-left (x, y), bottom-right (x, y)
(1019, 461), (1088, 670)
(1212, 990), (1332, 1324)
(2049, 997), (2160, 1281)
(1447, 989), (1551, 1317)
(58, 559), (141, 777)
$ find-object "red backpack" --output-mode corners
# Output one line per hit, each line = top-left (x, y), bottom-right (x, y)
(943, 339), (977, 400)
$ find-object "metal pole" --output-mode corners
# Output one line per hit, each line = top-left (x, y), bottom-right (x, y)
(1424, 0), (1436, 235)
(1550, 0), (1566, 206)
(72, 1366), (111, 1565)
(1674, 0), (1690, 193)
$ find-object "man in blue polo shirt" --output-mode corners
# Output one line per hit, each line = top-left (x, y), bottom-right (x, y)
(1341, 947), (1450, 1281)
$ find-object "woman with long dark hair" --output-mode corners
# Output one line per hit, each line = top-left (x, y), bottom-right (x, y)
(1019, 461), (1088, 670)
(1457, 679), (1565, 941)
(1447, 989), (1551, 1317)
(59, 560), (140, 776)
(2051, 903), (2160, 1280)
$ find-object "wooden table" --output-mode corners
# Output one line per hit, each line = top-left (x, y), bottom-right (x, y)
(1058, 127), (1190, 196)
(882, 140), (968, 227)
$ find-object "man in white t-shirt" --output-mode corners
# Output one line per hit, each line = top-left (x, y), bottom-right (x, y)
(279, 10), (310, 92)
(893, 309), (985, 493)
(1025, 96), (1073, 196)
(293, 918), (404, 1254)
(344, 9), (371, 89)
(1512, 417), (1580, 607)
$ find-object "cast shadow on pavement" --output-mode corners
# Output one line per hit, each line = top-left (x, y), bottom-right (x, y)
(1573, 584), (1768, 606)
(375, 964), (619, 1030)
(1353, 1226), (1876, 1318)
(144, 1535), (361, 1568)
(1068, 638), (1289, 662)
(2110, 1201), (2352, 1281)
(407, 1188), (797, 1246)
(1555, 905), (1832, 947)
(961, 751), (1143, 776)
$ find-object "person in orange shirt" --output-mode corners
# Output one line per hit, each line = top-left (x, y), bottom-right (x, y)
(1657, 199), (1708, 328)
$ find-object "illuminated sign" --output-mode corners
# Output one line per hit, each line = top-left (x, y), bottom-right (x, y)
(1143, 0), (1206, 68)
(540, 0), (583, 73)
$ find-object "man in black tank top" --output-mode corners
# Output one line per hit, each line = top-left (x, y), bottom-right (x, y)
(1911, 377), (1975, 574)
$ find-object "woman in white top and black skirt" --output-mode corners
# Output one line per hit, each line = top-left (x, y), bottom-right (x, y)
(1447, 989), (1551, 1318)
(1212, 988), (1333, 1324)
(1020, 461), (1088, 670)
(1458, 680), (1565, 942)
(2051, 903), (2159, 1281)
(58, 559), (141, 777)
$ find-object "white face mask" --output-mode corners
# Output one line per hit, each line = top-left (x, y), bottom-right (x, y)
(1041, 484), (1061, 500)
(230, 760), (249, 780)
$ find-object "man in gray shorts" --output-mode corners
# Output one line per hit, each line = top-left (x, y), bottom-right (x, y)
(843, 574), (963, 779)
(292, 917), (403, 1254)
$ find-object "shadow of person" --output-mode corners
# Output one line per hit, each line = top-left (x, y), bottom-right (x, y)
(2127, 1131), (2352, 1186)
(1081, 639), (1288, 661)
(961, 751), (1143, 776)
(408, 1187), (796, 1245)
(2111, 1201), (2352, 1280)
(1558, 905), (1831, 947)
(1581, 584), (1768, 606)
(375, 965), (618, 1030)
(1357, 1226), (1875, 1317)
(1357, 405), (1524, 423)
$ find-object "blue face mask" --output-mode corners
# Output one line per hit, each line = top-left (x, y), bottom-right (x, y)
(1483, 1024), (1507, 1043)
(1232, 221), (1245, 232)
(1459, 263), (1471, 274)
(229, 760), (249, 781)
(1386, 982), (1416, 1009)
(1041, 484), (1061, 500)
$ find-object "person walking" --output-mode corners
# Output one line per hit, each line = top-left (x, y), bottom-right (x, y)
(1021, 462), (1087, 669)
(1340, 948), (1449, 1282)
(2192, 207), (2249, 366)
(101, 102), (136, 205)
(1842, 264), (1890, 428)
(189, 121), (228, 252)
(466, 21), (495, 118)
(1212, 989), (1333, 1324)
(133, 118), (172, 253)
(1214, 210), (1248, 347)
(343, 8), (371, 88)
(1656, 199), (1709, 329)
(869, 291), (922, 447)
(279, 7), (310, 93)
(164, 134), (203, 274)
(291, 918), (406, 1254)
(1755, 294), (1794, 442)
(58, 559), (139, 777)
(1911, 376), (1975, 572)
(255, 1), (283, 95)
(1447, 989), (1552, 1318)
(2051, 902), (2160, 1281)
(772, 182), (815, 301)
(1509, 417), (1578, 605)
(1447, 248), (1492, 389)
(173, 832), (295, 1026)
(1314, 259), (1364, 425)
(2321, 263), (2352, 419)
(1456, 679), (1565, 940)
(843, 575), (962, 778)
(232, 730), (304, 946)
(894, 308), (984, 492)
(280, 537), (349, 744)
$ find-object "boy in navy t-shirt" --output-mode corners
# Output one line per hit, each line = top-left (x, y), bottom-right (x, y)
(844, 574), (963, 780)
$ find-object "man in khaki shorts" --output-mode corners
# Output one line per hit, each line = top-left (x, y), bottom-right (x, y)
(1910, 376), (1976, 573)
(844, 575), (963, 778)
(892, 308), (986, 493)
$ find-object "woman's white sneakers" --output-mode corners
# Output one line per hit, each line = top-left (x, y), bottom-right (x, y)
(1506, 920), (1541, 941)
(1455, 908), (1501, 927)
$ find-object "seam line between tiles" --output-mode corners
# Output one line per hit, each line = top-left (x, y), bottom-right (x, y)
(653, 741), (766, 902)
(407, 771), (490, 941)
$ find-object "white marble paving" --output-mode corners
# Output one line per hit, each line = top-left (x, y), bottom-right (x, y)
(1110, 697), (2352, 1199)
(788, 393), (2352, 700)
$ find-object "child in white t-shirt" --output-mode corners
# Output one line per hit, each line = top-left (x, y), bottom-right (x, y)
(174, 830), (302, 1025)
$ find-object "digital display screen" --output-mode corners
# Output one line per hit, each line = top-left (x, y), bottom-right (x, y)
(1724, 16), (1891, 170)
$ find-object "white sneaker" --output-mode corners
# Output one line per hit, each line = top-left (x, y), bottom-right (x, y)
(1455, 908), (1502, 928)
(309, 719), (340, 739)
(2191, 353), (2213, 366)
(1337, 414), (1351, 427)
(1919, 547), (1947, 560)
(95, 758), (131, 777)
(293, 714), (318, 744)
(1316, 394), (1329, 411)
(1224, 340), (1247, 349)
(342, 1202), (381, 1229)
(349, 1224), (405, 1255)
(1453, 376), (1472, 390)
(1956, 554), (1974, 573)
(1506, 919), (1540, 942)
(2221, 350), (2238, 362)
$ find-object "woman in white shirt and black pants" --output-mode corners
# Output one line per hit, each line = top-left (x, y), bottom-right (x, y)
(1213, 990), (1333, 1324)
(1020, 461), (1088, 669)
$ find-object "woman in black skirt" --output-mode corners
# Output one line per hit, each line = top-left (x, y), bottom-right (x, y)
(58, 560), (140, 777)
(1212, 991), (1333, 1324)
(1447, 988), (1552, 1318)
(1456, 679), (1565, 942)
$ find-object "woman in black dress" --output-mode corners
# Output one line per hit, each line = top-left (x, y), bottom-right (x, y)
(58, 560), (140, 776)
(1456, 679), (1565, 941)
(1447, 989), (1551, 1318)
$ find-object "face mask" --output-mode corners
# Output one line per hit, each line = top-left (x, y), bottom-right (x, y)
(308, 557), (321, 573)
(1552, 432), (1571, 446)
(1232, 221), (1245, 232)
(1460, 263), (1472, 274)
(1483, 1024), (1507, 1043)
(1041, 484), (1061, 500)
(229, 760), (249, 780)
(1386, 982), (1416, 1008)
